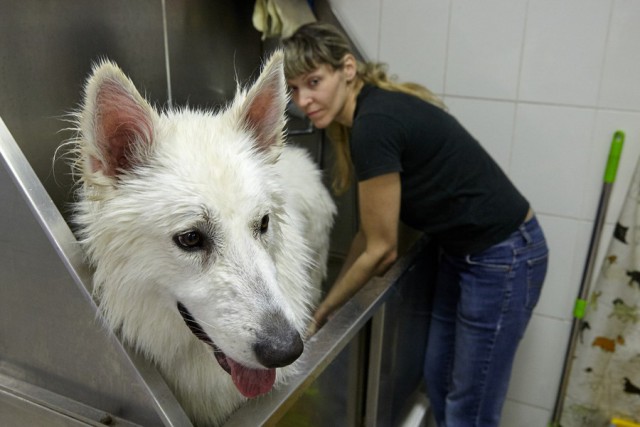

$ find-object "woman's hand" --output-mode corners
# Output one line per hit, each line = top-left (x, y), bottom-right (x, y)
(306, 302), (333, 337)
(305, 173), (401, 337)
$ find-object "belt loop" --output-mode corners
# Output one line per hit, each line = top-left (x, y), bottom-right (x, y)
(519, 222), (533, 245)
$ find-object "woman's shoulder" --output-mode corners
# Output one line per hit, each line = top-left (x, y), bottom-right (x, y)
(356, 84), (452, 131)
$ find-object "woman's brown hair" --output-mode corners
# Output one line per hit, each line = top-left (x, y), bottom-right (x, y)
(282, 22), (445, 195)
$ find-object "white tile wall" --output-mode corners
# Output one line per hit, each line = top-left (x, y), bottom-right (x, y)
(444, 97), (516, 171)
(446, 0), (527, 100)
(519, 0), (611, 107)
(378, 0), (450, 93)
(329, 0), (381, 61)
(329, 0), (640, 424)
(510, 104), (596, 218)
(506, 314), (572, 409)
(533, 214), (582, 320)
(599, 0), (640, 111)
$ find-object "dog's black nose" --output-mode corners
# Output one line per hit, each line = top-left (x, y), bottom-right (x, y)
(254, 310), (303, 368)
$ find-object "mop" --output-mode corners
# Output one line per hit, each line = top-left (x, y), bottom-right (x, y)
(549, 131), (625, 427)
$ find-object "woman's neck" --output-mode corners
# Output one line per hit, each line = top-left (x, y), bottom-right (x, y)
(335, 79), (364, 127)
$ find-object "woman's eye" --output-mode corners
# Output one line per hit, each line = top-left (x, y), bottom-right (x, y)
(260, 215), (270, 234)
(174, 231), (205, 251)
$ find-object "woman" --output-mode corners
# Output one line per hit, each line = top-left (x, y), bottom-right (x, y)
(282, 22), (549, 427)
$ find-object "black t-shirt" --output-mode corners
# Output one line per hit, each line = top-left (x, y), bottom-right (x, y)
(350, 84), (530, 255)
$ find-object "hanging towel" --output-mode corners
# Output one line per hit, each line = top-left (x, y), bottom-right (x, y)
(252, 0), (316, 40)
(560, 157), (640, 426)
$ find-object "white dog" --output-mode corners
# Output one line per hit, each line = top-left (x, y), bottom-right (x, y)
(70, 51), (335, 426)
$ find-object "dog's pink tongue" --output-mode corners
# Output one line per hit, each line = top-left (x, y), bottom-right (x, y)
(228, 358), (276, 398)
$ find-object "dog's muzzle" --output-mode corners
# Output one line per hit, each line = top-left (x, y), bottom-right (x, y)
(176, 302), (303, 398)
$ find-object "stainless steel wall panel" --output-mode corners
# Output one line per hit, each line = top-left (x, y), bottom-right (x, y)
(0, 371), (143, 427)
(0, 118), (190, 426)
(0, 0), (168, 220)
(365, 242), (436, 426)
(165, 0), (262, 108)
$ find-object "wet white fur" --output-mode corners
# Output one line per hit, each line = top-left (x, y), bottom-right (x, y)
(71, 51), (336, 426)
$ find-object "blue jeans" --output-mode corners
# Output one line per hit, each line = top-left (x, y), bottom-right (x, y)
(424, 216), (549, 427)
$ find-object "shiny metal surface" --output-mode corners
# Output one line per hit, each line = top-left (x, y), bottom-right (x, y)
(165, 0), (262, 109)
(0, 371), (141, 427)
(366, 243), (436, 426)
(0, 0), (169, 221)
(0, 0), (261, 222)
(0, 117), (191, 426)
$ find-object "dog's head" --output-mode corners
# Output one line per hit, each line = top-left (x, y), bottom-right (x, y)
(74, 51), (310, 398)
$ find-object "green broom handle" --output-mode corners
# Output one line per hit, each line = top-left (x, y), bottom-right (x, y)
(604, 131), (625, 184)
(573, 130), (625, 319)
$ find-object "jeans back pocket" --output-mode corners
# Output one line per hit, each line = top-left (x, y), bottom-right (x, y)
(525, 250), (549, 310)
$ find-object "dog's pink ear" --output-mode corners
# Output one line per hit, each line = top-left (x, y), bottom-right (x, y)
(81, 61), (157, 177)
(239, 51), (288, 154)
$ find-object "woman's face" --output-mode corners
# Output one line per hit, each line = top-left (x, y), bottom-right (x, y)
(287, 63), (353, 129)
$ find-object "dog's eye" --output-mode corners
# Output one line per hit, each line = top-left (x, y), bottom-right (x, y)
(174, 231), (205, 251)
(260, 215), (269, 234)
